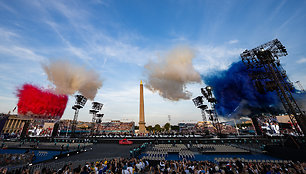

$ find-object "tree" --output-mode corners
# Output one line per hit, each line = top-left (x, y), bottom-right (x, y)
(164, 123), (171, 131)
(146, 125), (153, 132)
(154, 124), (161, 132)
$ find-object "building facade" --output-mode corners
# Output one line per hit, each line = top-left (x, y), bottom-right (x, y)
(1, 114), (30, 134)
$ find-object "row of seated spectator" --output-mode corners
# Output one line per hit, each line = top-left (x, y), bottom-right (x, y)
(145, 144), (195, 160)
(4, 157), (305, 174)
(178, 150), (195, 159)
(153, 144), (187, 152)
(194, 144), (249, 153)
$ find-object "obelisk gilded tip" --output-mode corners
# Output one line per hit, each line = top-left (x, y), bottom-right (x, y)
(140, 80), (143, 85)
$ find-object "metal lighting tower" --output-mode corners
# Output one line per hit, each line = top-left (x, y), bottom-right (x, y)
(241, 39), (306, 135)
(96, 114), (104, 123)
(71, 95), (87, 137)
(192, 96), (208, 121)
(89, 102), (103, 136)
(201, 86), (222, 135)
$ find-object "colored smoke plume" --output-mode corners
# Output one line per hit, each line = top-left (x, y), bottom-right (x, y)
(43, 60), (102, 100)
(144, 46), (201, 101)
(202, 61), (281, 117)
(17, 84), (68, 120)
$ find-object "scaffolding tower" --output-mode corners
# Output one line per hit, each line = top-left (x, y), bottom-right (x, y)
(241, 39), (306, 135)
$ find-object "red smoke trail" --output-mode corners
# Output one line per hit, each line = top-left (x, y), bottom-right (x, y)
(16, 84), (68, 120)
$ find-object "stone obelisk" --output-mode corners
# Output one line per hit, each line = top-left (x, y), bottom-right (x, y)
(139, 80), (146, 134)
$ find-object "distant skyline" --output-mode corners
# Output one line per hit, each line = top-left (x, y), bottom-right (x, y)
(0, 0), (306, 125)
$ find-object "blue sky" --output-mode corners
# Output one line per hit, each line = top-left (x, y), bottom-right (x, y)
(0, 0), (306, 125)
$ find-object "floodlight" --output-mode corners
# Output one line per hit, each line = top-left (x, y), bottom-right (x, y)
(208, 97), (217, 103)
(192, 96), (203, 108)
(201, 88), (208, 98)
(97, 114), (104, 118)
(92, 102), (103, 111)
(72, 106), (78, 110)
(75, 95), (87, 108)
(89, 110), (99, 114)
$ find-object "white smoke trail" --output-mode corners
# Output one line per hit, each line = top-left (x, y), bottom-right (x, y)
(42, 60), (102, 100)
(144, 46), (201, 101)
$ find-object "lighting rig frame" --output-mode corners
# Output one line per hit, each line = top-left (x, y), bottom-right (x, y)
(71, 95), (87, 137)
(201, 86), (222, 136)
(89, 102), (104, 136)
(193, 86), (222, 136)
(240, 39), (306, 135)
(192, 96), (208, 121)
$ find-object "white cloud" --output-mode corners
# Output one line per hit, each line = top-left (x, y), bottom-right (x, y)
(0, 28), (46, 62)
(0, 96), (17, 102)
(0, 95), (17, 115)
(0, 27), (19, 40)
(38, 1), (154, 66)
(98, 86), (139, 103)
(193, 45), (244, 73)
(297, 58), (306, 64)
(0, 1), (17, 14)
(91, 0), (110, 6)
(228, 39), (239, 44)
(0, 45), (45, 62)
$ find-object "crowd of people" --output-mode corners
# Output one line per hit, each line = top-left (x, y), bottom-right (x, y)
(179, 122), (238, 136)
(257, 116), (280, 136)
(0, 152), (34, 167)
(28, 126), (53, 137)
(57, 120), (135, 136)
(2, 157), (305, 174)
(254, 116), (303, 136)
(99, 122), (134, 135)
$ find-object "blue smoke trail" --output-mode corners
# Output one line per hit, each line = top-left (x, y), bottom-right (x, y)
(202, 61), (281, 117)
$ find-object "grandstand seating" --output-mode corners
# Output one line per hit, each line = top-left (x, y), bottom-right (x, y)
(143, 144), (195, 160)
(194, 144), (249, 153)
